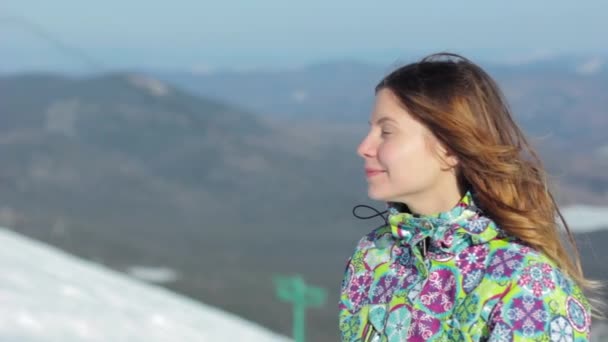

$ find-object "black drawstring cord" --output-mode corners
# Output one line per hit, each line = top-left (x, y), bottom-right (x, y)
(352, 204), (388, 227)
(353, 203), (431, 258)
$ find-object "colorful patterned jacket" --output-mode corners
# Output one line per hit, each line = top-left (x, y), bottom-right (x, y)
(339, 191), (591, 341)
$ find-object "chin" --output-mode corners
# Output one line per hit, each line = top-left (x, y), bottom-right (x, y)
(367, 187), (393, 202)
(368, 185), (418, 204)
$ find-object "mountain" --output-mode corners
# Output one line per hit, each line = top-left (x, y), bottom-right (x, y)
(153, 60), (608, 149)
(0, 71), (360, 237)
(152, 61), (383, 122)
(0, 72), (367, 341)
(0, 227), (291, 341)
(494, 55), (607, 76)
(154, 61), (608, 205)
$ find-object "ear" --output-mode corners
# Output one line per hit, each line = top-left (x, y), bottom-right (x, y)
(424, 132), (459, 170)
(443, 154), (459, 169)
(436, 142), (459, 170)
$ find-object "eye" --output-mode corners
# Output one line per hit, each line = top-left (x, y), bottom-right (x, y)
(381, 128), (392, 136)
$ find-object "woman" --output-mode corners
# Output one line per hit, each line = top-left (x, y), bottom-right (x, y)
(339, 53), (597, 341)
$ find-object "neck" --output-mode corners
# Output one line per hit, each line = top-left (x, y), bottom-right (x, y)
(395, 179), (464, 216)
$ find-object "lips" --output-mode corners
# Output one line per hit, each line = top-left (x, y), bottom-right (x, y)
(365, 168), (385, 178)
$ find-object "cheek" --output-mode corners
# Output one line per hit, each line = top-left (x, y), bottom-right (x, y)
(376, 142), (399, 167)
(378, 139), (442, 178)
(377, 138), (424, 169)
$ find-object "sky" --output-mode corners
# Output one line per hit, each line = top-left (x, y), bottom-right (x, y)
(2, 0), (608, 72)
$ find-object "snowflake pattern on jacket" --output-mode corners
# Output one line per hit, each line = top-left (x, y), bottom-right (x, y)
(339, 191), (591, 341)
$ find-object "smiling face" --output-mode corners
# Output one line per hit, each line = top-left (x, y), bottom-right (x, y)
(357, 88), (460, 211)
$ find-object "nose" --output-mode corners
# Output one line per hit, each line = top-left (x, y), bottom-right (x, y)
(357, 133), (376, 159)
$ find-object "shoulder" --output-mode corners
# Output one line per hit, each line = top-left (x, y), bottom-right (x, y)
(484, 239), (583, 296)
(484, 238), (588, 305)
(484, 240), (592, 340)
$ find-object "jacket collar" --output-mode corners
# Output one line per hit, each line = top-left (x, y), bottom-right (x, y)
(387, 191), (504, 254)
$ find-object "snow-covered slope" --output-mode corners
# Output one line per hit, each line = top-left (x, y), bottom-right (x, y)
(0, 228), (291, 342)
(562, 205), (608, 233)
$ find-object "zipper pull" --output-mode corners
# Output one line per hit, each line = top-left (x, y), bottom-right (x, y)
(421, 236), (428, 258)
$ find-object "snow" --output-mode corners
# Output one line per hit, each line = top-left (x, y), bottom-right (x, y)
(126, 266), (179, 284)
(561, 205), (608, 233)
(576, 57), (604, 75)
(0, 228), (291, 342)
(127, 74), (170, 96)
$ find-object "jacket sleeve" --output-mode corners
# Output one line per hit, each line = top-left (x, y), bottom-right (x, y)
(485, 260), (591, 341)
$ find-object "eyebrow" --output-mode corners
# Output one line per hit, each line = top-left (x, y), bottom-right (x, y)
(368, 116), (398, 126)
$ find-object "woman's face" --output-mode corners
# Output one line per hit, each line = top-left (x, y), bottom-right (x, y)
(357, 88), (457, 205)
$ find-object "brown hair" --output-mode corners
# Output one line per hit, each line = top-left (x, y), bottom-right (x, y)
(377, 52), (602, 315)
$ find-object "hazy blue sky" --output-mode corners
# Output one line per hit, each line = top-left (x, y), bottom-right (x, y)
(2, 0), (607, 72)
